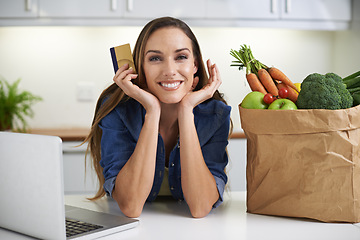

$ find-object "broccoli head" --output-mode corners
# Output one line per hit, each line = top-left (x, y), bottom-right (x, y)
(297, 72), (353, 110)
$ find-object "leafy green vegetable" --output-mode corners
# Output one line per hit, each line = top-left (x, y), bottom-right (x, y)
(230, 45), (267, 75)
(352, 91), (360, 106)
(342, 70), (360, 106)
(342, 70), (360, 82)
(297, 73), (353, 110)
(343, 76), (360, 89)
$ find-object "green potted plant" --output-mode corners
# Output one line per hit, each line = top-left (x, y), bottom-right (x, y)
(0, 76), (42, 132)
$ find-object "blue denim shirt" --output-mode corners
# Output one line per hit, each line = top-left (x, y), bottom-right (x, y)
(99, 98), (231, 208)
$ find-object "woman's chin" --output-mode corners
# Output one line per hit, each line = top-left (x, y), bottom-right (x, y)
(158, 95), (184, 105)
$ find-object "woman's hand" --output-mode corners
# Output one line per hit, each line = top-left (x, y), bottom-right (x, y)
(113, 64), (160, 114)
(179, 59), (222, 111)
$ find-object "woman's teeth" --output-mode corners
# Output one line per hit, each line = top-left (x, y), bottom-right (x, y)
(160, 82), (180, 88)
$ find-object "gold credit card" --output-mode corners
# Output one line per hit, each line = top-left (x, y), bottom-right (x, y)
(110, 43), (136, 73)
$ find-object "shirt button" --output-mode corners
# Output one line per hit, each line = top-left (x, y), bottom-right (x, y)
(170, 186), (175, 191)
(171, 163), (175, 167)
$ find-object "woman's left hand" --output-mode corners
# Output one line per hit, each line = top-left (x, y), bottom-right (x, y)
(180, 59), (222, 110)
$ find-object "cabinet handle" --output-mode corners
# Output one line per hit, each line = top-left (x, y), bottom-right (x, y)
(25, 0), (32, 11)
(285, 0), (292, 13)
(111, 0), (117, 11)
(271, 0), (277, 13)
(127, 0), (134, 12)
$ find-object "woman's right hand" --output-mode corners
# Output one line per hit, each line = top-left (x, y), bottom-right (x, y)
(113, 64), (160, 114)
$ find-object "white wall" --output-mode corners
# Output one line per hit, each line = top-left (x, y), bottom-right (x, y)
(333, 30), (360, 76)
(0, 26), (359, 131)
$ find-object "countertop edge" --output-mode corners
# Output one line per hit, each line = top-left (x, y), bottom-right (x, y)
(29, 128), (246, 141)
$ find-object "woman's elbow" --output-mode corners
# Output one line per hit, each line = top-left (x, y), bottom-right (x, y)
(119, 204), (143, 218)
(113, 194), (144, 218)
(189, 204), (212, 218)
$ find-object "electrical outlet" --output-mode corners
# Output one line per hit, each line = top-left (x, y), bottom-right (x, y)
(76, 82), (95, 102)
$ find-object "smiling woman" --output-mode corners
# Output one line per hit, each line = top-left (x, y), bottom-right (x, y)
(143, 27), (198, 104)
(83, 17), (233, 218)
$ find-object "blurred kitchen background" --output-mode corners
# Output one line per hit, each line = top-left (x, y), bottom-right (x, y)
(1, 0), (359, 193)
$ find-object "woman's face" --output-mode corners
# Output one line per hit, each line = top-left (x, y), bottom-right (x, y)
(142, 27), (198, 104)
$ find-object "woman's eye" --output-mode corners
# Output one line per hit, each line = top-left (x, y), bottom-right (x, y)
(177, 55), (188, 60)
(149, 56), (161, 62)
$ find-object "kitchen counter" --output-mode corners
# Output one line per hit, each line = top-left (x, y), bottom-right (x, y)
(2, 191), (359, 239)
(30, 128), (246, 141)
(29, 128), (90, 141)
(64, 192), (360, 240)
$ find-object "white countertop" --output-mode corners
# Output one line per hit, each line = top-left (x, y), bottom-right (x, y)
(1, 192), (359, 239)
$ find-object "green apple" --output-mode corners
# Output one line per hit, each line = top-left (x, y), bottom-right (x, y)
(241, 91), (268, 109)
(268, 98), (298, 110)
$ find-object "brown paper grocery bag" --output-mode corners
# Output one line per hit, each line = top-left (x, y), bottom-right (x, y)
(239, 105), (360, 223)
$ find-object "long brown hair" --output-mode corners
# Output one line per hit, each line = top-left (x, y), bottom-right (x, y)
(84, 17), (232, 200)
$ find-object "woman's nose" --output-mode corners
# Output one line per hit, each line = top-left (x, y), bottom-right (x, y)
(163, 60), (176, 77)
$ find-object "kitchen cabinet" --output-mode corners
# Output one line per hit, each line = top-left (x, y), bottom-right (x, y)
(38, 0), (124, 18)
(227, 138), (247, 191)
(39, 0), (206, 19)
(0, 0), (38, 18)
(0, 0), (353, 30)
(280, 0), (351, 21)
(62, 141), (98, 194)
(123, 0), (206, 19)
(206, 0), (351, 21)
(204, 0), (351, 29)
(206, 0), (279, 20)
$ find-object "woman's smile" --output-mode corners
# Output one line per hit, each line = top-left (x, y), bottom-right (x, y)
(159, 81), (183, 90)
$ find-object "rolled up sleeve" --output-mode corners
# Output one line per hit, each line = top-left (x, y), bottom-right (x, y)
(99, 107), (137, 197)
(201, 112), (231, 208)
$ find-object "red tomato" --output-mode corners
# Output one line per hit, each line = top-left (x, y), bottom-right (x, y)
(278, 88), (289, 99)
(263, 93), (275, 104)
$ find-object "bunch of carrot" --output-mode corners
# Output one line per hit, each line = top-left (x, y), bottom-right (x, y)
(230, 45), (299, 103)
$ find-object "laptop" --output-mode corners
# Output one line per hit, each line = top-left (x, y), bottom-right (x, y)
(0, 131), (138, 240)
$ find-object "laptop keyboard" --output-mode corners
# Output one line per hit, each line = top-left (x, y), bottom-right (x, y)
(66, 218), (104, 237)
